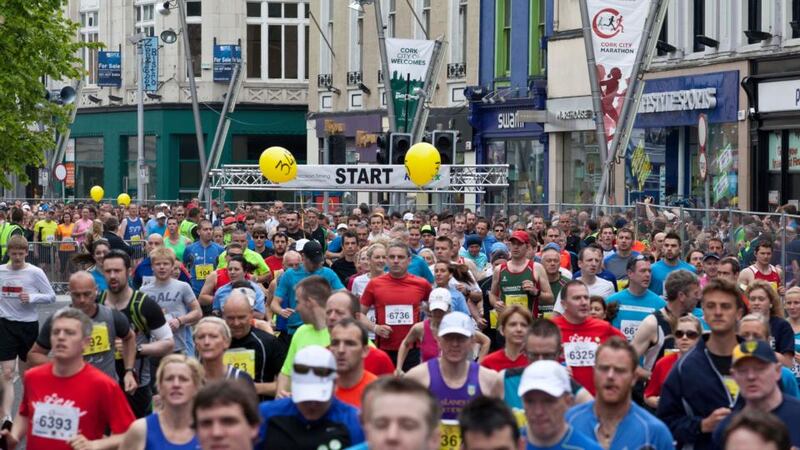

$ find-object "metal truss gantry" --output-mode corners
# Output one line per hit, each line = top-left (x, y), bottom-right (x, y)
(209, 164), (509, 194)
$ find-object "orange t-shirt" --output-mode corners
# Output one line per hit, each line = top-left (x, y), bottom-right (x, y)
(335, 371), (378, 409)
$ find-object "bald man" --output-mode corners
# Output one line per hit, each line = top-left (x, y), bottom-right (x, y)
(223, 291), (286, 400)
(28, 272), (138, 392)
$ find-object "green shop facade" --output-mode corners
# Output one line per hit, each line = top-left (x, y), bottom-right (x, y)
(66, 104), (307, 202)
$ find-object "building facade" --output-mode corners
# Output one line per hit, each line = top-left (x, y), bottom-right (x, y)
(52, 0), (312, 201)
(306, 0), (480, 209)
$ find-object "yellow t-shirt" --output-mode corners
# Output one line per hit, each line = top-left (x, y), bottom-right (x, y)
(34, 220), (58, 244)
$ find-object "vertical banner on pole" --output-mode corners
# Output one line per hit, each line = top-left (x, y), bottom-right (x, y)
(141, 36), (159, 92)
(385, 38), (435, 132)
(585, 0), (651, 145)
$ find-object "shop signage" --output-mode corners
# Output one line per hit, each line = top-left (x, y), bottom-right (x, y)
(717, 144), (733, 173)
(556, 109), (593, 120)
(497, 111), (525, 129)
(630, 139), (652, 191)
(757, 79), (800, 113)
(266, 165), (451, 190)
(640, 88), (717, 113)
(213, 45), (241, 82)
(546, 96), (596, 132)
(97, 51), (122, 87)
(713, 174), (729, 203)
(141, 36), (159, 92)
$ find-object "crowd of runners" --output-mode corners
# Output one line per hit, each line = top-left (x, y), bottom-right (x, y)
(0, 198), (798, 449)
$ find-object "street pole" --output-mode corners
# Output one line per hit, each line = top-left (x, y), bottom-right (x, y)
(372, 0), (396, 132)
(137, 40), (146, 202)
(176, 0), (207, 200)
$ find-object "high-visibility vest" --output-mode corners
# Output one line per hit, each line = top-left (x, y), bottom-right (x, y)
(179, 220), (197, 242)
(0, 223), (23, 259)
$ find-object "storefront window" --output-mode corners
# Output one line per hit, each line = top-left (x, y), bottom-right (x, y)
(484, 138), (546, 210)
(74, 137), (104, 198)
(689, 123), (738, 208)
(765, 130), (800, 206)
(627, 128), (668, 203)
(563, 131), (601, 204)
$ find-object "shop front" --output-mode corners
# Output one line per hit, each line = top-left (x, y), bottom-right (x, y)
(748, 57), (800, 211)
(472, 99), (547, 214)
(630, 69), (743, 208)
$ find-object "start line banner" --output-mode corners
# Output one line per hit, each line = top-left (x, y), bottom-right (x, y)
(269, 165), (450, 190)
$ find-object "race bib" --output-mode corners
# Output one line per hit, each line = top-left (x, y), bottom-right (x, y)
(439, 421), (461, 450)
(32, 403), (79, 441)
(385, 304), (413, 326)
(620, 320), (641, 342)
(489, 310), (498, 329)
(504, 294), (528, 309)
(83, 324), (110, 356)
(195, 264), (213, 280)
(367, 307), (377, 340)
(45, 235), (55, 243)
(141, 276), (155, 288)
(791, 362), (800, 379)
(563, 341), (598, 367)
(770, 282), (779, 293)
(131, 235), (141, 242)
(224, 349), (256, 378)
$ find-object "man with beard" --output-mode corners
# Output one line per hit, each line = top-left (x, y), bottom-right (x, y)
(283, 210), (308, 242)
(650, 232), (695, 296)
(566, 337), (673, 449)
(606, 255), (665, 342)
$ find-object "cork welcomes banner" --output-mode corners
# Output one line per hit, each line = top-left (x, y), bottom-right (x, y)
(586, 0), (651, 145)
(385, 38), (436, 132)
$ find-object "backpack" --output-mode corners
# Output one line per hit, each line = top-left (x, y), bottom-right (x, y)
(99, 290), (151, 337)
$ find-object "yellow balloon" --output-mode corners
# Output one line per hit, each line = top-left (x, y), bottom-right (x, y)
(259, 146), (298, 183)
(117, 193), (131, 207)
(404, 142), (441, 187)
(90, 186), (104, 202)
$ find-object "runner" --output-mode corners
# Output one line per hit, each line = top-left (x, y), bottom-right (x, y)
(183, 219), (224, 301)
(28, 271), (137, 391)
(643, 315), (703, 410)
(4, 307), (135, 450)
(786, 287), (800, 386)
(458, 397), (527, 450)
(358, 377), (441, 450)
(193, 380), (261, 450)
(119, 204), (145, 245)
(194, 316), (255, 389)
(745, 280), (795, 365)
(490, 230), (553, 318)
(120, 355), (203, 450)
(164, 217), (192, 262)
(552, 280), (625, 394)
(739, 240), (785, 296)
(650, 232), (696, 296)
(566, 337), (673, 449)
(603, 228), (640, 286)
(606, 254), (665, 342)
(360, 241), (432, 369)
(99, 249), (175, 418)
(140, 247), (202, 355)
(481, 305), (532, 371)
(331, 318), (376, 408)
(0, 235), (56, 418)
(404, 311), (503, 419)
(222, 290), (286, 400)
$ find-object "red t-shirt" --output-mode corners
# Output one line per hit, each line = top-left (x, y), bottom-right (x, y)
(20, 363), (135, 450)
(644, 352), (679, 399)
(551, 315), (625, 395)
(264, 255), (283, 273)
(480, 349), (529, 372)
(365, 346), (396, 376)
(360, 274), (432, 351)
(335, 371), (378, 409)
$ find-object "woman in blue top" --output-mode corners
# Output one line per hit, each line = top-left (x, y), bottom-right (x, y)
(120, 354), (203, 449)
(73, 239), (109, 293)
(785, 287), (800, 387)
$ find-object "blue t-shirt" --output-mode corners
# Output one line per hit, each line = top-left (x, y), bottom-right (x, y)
(522, 425), (602, 450)
(212, 280), (266, 314)
(123, 217), (144, 240)
(605, 288), (666, 340)
(793, 331), (800, 387)
(275, 266), (345, 333)
(328, 235), (343, 253)
(408, 254), (434, 283)
(649, 260), (696, 296)
(182, 241), (225, 296)
(90, 266), (107, 293)
(447, 287), (471, 316)
(258, 397), (364, 448)
(566, 401), (674, 450)
(145, 219), (166, 237)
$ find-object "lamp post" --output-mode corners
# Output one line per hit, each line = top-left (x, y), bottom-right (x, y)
(127, 32), (148, 202)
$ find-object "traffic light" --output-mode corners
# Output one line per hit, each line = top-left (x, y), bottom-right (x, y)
(389, 132), (412, 165)
(432, 130), (458, 164)
(376, 132), (390, 164)
(329, 134), (346, 164)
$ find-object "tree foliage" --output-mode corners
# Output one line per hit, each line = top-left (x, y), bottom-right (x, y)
(0, 0), (100, 189)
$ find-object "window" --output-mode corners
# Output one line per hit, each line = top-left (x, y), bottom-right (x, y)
(74, 137), (104, 196)
(186, 6), (202, 77)
(388, 0), (396, 38)
(319, 0), (333, 75)
(186, 0), (201, 16)
(134, 1), (155, 37)
(349, 8), (364, 73)
(692, 0), (704, 52)
(422, 0), (431, 39)
(746, 0), (761, 43)
(656, 9), (669, 56)
(495, 0), (511, 77)
(126, 136), (157, 199)
(793, 0), (800, 39)
(529, 0), (545, 76)
(179, 135), (202, 192)
(451, 0), (467, 64)
(80, 10), (99, 84)
(246, 1), (309, 80)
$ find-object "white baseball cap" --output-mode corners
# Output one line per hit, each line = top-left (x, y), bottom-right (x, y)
(429, 288), (452, 312)
(291, 346), (337, 404)
(295, 238), (309, 252)
(336, 223), (348, 230)
(156, 212), (166, 219)
(517, 360), (571, 398)
(403, 212), (415, 221)
(437, 311), (474, 337)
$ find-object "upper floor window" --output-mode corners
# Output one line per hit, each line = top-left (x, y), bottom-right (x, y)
(246, 1), (310, 81)
(387, 0), (396, 38)
(135, 1), (155, 37)
(746, 0), (762, 43)
(80, 9), (99, 85)
(793, 0), (800, 39)
(495, 0), (511, 77)
(692, 0), (704, 52)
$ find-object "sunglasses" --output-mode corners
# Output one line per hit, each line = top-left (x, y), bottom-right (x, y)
(293, 364), (335, 377)
(674, 330), (699, 339)
(526, 351), (559, 361)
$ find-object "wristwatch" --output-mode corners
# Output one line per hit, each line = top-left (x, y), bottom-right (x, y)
(136, 344), (143, 356)
(124, 367), (137, 375)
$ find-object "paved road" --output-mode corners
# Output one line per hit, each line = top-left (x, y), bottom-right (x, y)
(10, 297), (72, 449)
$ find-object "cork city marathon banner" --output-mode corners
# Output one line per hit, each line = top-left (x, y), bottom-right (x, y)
(586, 0), (651, 144)
(266, 165), (450, 190)
(386, 38), (436, 132)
